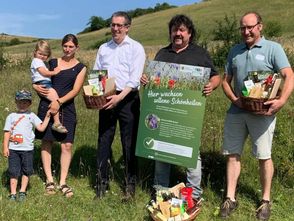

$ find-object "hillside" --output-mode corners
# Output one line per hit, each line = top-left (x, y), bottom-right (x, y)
(67, 0), (294, 48)
(0, 33), (38, 43)
(3, 0), (294, 56)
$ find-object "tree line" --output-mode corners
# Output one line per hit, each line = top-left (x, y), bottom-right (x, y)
(78, 3), (176, 34)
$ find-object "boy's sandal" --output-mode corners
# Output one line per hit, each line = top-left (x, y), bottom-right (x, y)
(52, 123), (68, 133)
(45, 182), (56, 195)
(18, 192), (27, 202)
(9, 194), (17, 201)
(60, 184), (73, 198)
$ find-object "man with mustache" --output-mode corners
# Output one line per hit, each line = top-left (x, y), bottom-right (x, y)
(141, 14), (220, 211)
(220, 11), (294, 220)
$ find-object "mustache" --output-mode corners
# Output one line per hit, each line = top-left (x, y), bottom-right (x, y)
(172, 36), (182, 40)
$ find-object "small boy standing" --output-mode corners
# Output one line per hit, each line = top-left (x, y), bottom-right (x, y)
(2, 90), (51, 201)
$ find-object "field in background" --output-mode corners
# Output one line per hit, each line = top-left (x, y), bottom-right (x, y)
(2, 0), (294, 55)
(1, 46), (294, 220)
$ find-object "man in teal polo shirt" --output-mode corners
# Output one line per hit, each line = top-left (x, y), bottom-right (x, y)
(220, 11), (294, 220)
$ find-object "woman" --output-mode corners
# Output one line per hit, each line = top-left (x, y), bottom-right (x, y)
(34, 34), (86, 197)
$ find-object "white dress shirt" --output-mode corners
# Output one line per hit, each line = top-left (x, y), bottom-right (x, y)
(93, 35), (146, 91)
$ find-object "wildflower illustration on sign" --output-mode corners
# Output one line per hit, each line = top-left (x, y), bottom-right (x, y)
(135, 60), (211, 168)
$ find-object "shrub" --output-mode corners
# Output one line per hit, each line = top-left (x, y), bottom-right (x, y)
(88, 37), (111, 50)
(79, 3), (176, 34)
(195, 28), (208, 50)
(9, 38), (22, 46)
(211, 42), (231, 69)
(285, 48), (294, 67)
(264, 21), (282, 38)
(212, 14), (240, 43)
(105, 31), (111, 36)
(210, 14), (241, 69)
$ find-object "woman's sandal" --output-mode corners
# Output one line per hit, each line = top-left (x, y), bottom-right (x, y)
(60, 184), (74, 198)
(45, 182), (56, 195)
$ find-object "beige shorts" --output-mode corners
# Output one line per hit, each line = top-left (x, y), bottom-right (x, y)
(222, 113), (276, 159)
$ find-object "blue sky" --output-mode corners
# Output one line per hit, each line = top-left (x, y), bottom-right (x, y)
(0, 0), (200, 39)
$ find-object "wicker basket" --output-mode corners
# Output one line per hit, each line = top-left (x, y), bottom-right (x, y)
(83, 89), (116, 109)
(241, 96), (271, 112)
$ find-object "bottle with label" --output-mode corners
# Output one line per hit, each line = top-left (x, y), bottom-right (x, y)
(170, 203), (181, 217)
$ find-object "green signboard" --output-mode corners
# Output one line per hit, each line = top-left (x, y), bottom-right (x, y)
(135, 61), (210, 168)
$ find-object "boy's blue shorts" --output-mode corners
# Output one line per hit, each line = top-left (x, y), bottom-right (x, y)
(8, 150), (34, 177)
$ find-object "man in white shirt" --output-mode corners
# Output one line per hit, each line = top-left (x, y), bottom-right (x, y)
(93, 11), (145, 200)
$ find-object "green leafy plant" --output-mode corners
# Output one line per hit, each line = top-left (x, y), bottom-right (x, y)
(88, 37), (111, 50)
(285, 48), (294, 67)
(210, 14), (241, 69)
(9, 38), (23, 46)
(79, 3), (176, 34)
(264, 21), (282, 38)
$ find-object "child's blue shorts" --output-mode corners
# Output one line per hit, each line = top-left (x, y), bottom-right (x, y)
(34, 80), (52, 88)
(8, 150), (34, 177)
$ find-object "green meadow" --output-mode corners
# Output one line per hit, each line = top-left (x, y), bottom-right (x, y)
(1, 0), (294, 220)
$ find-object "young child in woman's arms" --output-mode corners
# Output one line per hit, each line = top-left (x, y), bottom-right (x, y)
(2, 90), (51, 201)
(30, 40), (67, 133)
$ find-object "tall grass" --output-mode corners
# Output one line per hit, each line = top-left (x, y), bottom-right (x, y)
(1, 0), (294, 218)
(0, 47), (293, 221)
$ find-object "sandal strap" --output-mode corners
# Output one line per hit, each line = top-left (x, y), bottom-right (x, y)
(52, 124), (68, 133)
(60, 184), (73, 196)
(60, 184), (70, 190)
(19, 192), (27, 195)
(45, 182), (55, 188)
(53, 123), (66, 129)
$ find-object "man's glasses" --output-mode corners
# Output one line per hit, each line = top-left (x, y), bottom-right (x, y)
(110, 23), (128, 29)
(239, 23), (259, 32)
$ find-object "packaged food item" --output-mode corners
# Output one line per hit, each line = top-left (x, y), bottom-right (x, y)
(241, 71), (282, 112)
(180, 187), (194, 209)
(170, 200), (181, 217)
(83, 70), (116, 109)
(87, 70), (108, 96)
(147, 183), (200, 221)
(159, 201), (171, 218)
(242, 71), (281, 99)
(268, 78), (281, 99)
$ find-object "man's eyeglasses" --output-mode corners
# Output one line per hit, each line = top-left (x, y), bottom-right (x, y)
(110, 23), (128, 29)
(239, 23), (259, 32)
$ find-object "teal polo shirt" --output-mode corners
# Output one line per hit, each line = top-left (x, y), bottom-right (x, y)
(225, 37), (290, 113)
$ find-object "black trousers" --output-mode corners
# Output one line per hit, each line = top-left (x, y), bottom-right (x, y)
(96, 91), (140, 186)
